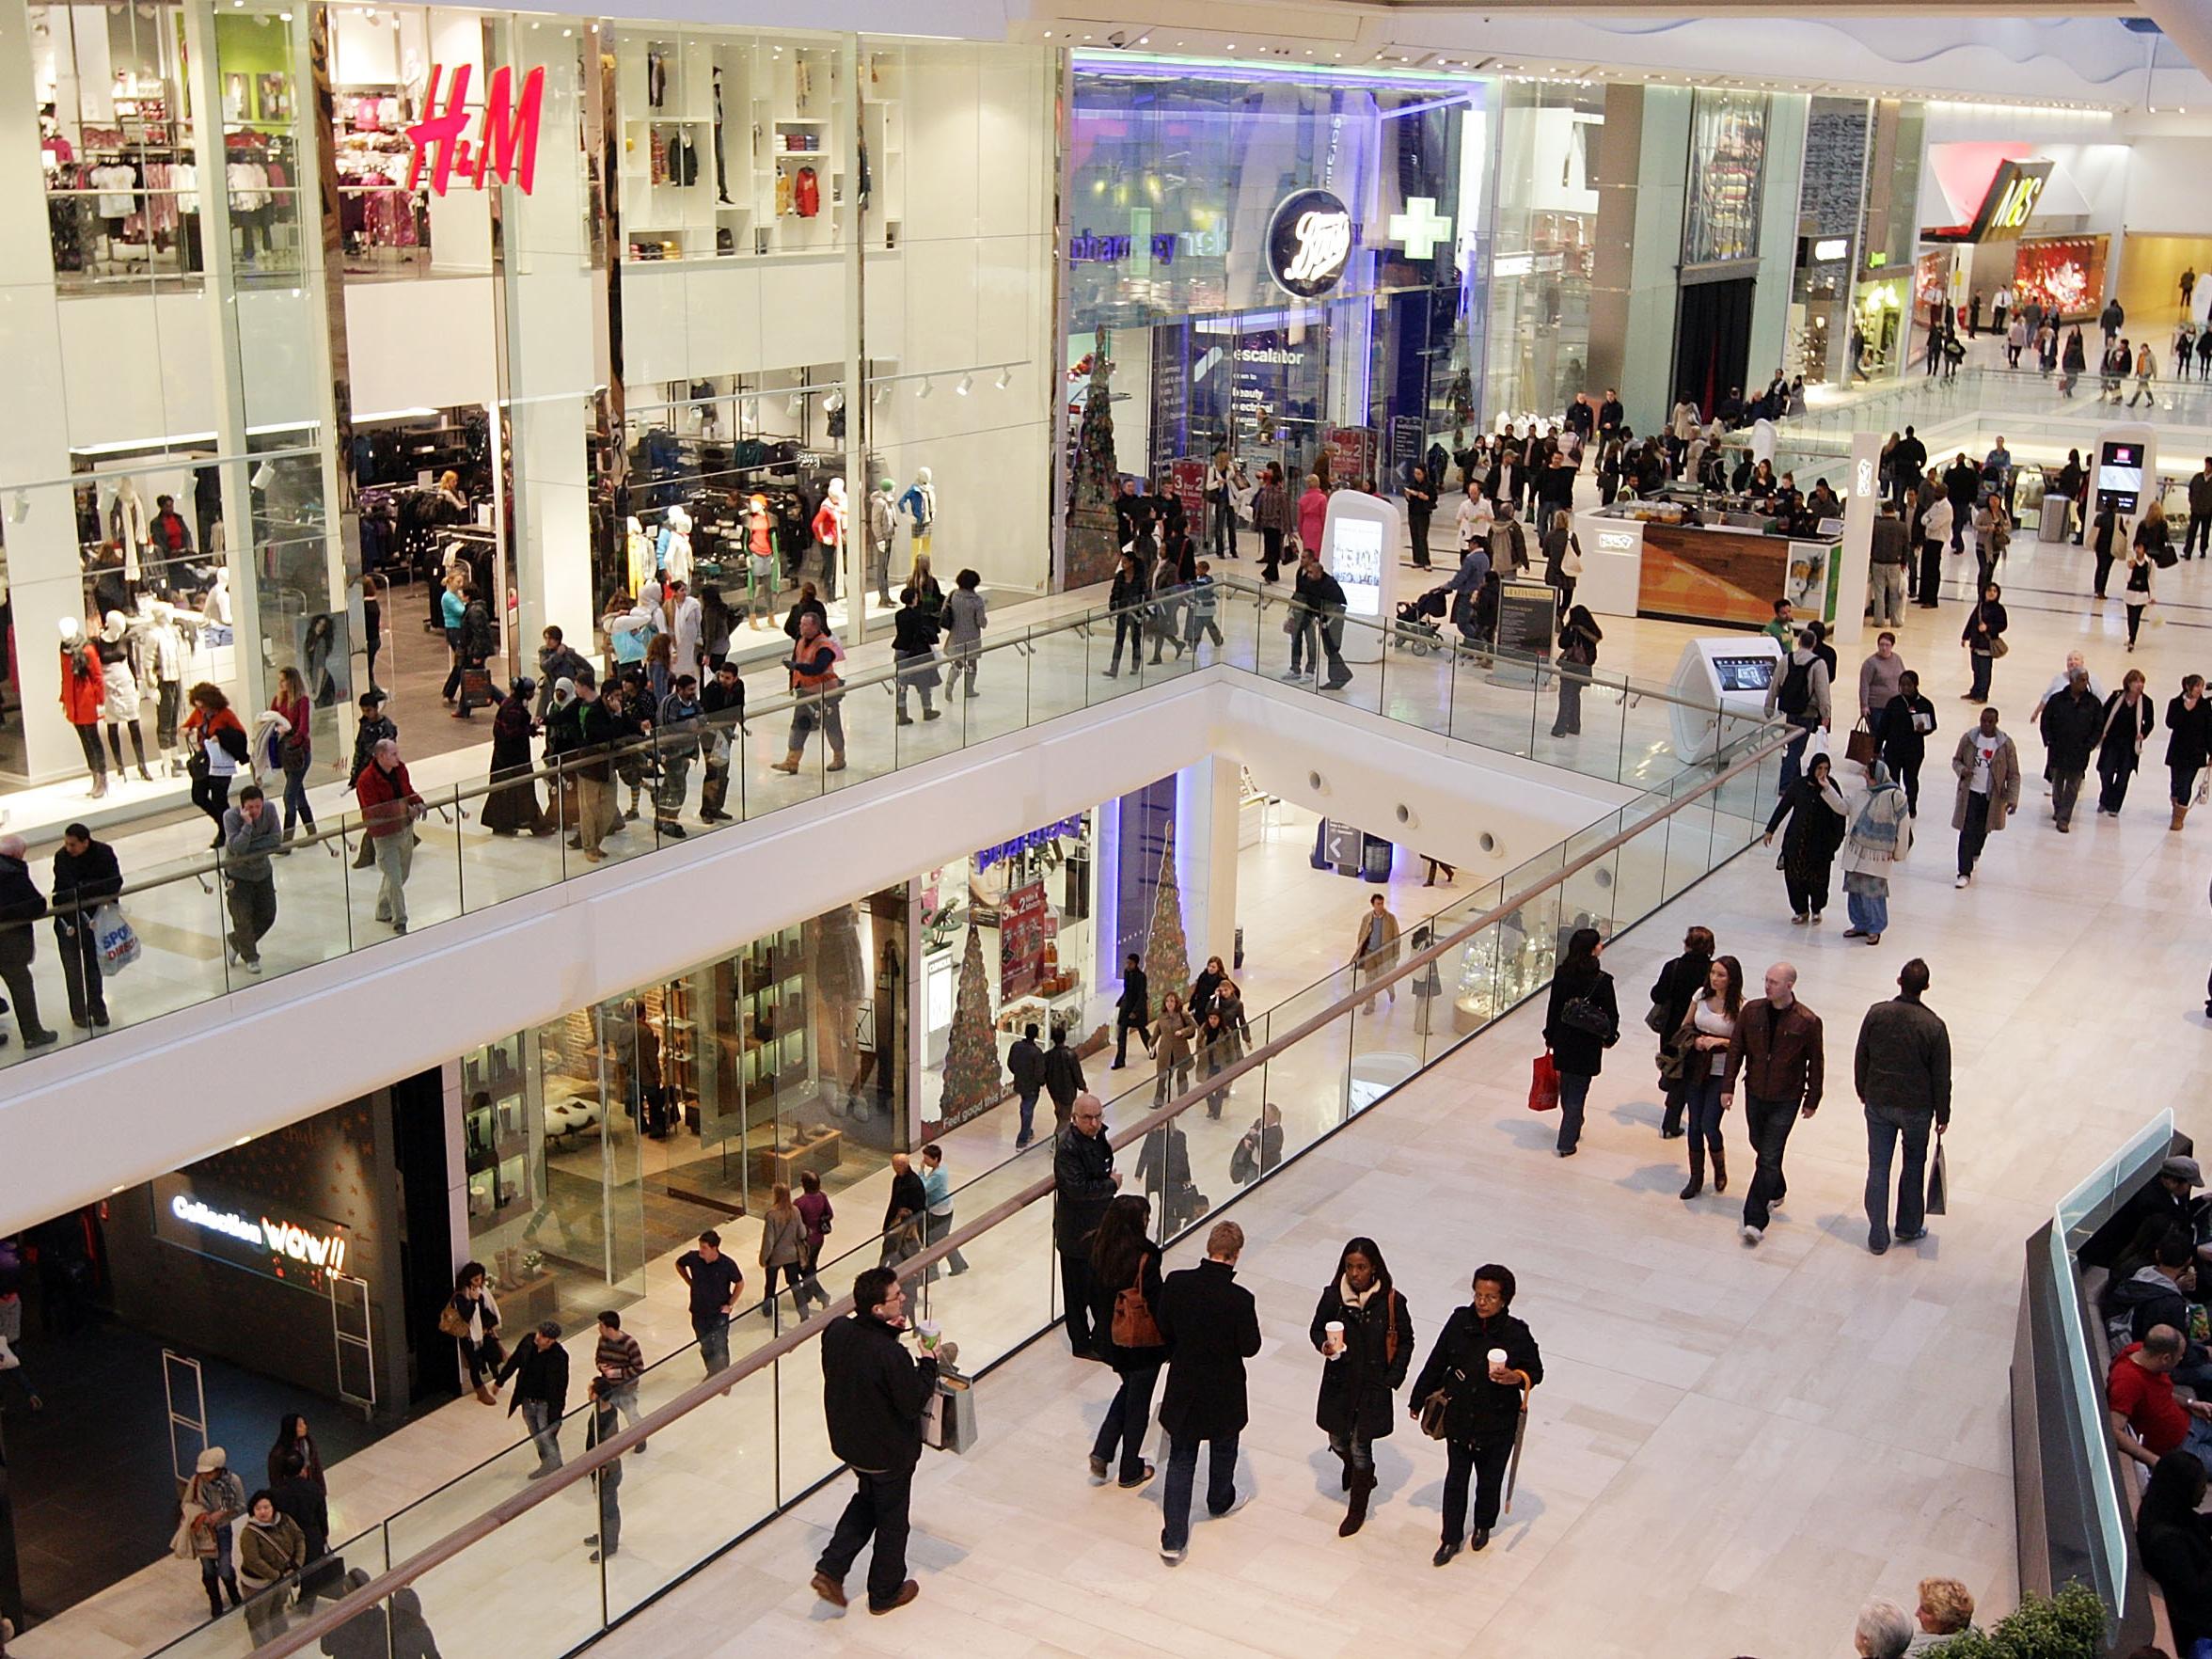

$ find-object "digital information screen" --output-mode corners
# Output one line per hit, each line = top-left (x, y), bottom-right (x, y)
(1330, 516), (1384, 618)
(1711, 654), (1777, 693)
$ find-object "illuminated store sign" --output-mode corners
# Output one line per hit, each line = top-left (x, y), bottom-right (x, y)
(1066, 226), (1228, 266)
(1922, 160), (2051, 245)
(170, 1194), (351, 1273)
(406, 63), (545, 197)
(1268, 188), (1353, 299)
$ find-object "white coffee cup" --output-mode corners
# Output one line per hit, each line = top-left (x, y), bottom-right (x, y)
(1325, 1319), (1346, 1357)
(1487, 1347), (1509, 1374)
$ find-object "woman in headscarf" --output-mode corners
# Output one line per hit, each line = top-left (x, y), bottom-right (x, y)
(1763, 750), (1849, 925)
(481, 677), (553, 837)
(1839, 760), (1912, 946)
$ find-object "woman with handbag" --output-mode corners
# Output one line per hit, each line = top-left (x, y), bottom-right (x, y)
(2096, 670), (2157, 816)
(1648, 925), (1715, 1141)
(237, 1491), (305, 1647)
(1540, 510), (1581, 612)
(1959, 582), (2008, 703)
(1551, 605), (1603, 737)
(1152, 991), (1195, 1105)
(1086, 1195), (1166, 1489)
(794, 1170), (834, 1312)
(267, 667), (315, 845)
(1764, 750), (1850, 924)
(1840, 762), (1912, 944)
(1674, 956), (1743, 1200)
(1540, 927), (1618, 1158)
(444, 1261), (503, 1405)
(1875, 670), (1937, 819)
(1311, 1237), (1414, 1538)
(2124, 533), (2157, 652)
(182, 682), (249, 847)
(1409, 1263), (1542, 1564)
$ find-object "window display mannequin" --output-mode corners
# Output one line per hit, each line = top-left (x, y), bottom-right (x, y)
(659, 506), (695, 589)
(746, 495), (778, 628)
(57, 616), (107, 798)
(97, 611), (152, 782)
(109, 478), (150, 581)
(203, 568), (233, 627)
(866, 478), (897, 608)
(811, 478), (846, 604)
(899, 467), (937, 558)
(147, 600), (187, 774)
(626, 514), (655, 595)
(713, 67), (733, 205)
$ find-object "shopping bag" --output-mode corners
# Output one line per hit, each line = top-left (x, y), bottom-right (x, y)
(923, 1369), (976, 1454)
(93, 904), (140, 974)
(1925, 1142), (1948, 1217)
(1527, 1052), (1559, 1113)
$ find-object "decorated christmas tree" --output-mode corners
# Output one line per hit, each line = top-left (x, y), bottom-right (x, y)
(1142, 823), (1192, 1021)
(937, 923), (1003, 1129)
(1063, 324), (1125, 588)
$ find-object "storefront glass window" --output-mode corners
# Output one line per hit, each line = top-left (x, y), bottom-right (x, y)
(1481, 79), (1603, 422)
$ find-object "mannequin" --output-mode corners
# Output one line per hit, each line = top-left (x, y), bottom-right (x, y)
(203, 568), (233, 626)
(97, 611), (152, 782)
(866, 478), (897, 608)
(898, 467), (937, 558)
(811, 478), (846, 604)
(147, 600), (187, 774)
(659, 506), (695, 589)
(109, 478), (150, 580)
(746, 495), (778, 628)
(57, 616), (107, 798)
(626, 514), (655, 595)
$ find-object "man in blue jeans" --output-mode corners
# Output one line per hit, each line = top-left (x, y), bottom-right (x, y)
(1854, 957), (1952, 1255)
(1723, 962), (1825, 1249)
(676, 1229), (743, 1375)
(1155, 1221), (1263, 1563)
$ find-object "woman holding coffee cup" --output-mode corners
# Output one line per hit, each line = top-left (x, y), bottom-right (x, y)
(1409, 1263), (1543, 1566)
(1308, 1237), (1414, 1538)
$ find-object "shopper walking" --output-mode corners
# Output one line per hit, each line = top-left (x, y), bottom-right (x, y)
(482, 677), (553, 836)
(1156, 1221), (1262, 1564)
(353, 738), (423, 934)
(2190, 459), (2212, 562)
(581, 1378), (624, 1562)
(448, 1260), (503, 1404)
(1649, 925), (1716, 1140)
(890, 586), (942, 726)
(1854, 957), (1952, 1255)
(1007, 1022), (1046, 1147)
(1840, 762), (1912, 942)
(1310, 1236), (1414, 1538)
(1086, 1194), (1166, 1489)
(2132, 341), (2161, 407)
(218, 784), (282, 974)
(1409, 1263), (1542, 1565)
(1349, 893), (1401, 1016)
(183, 683), (249, 845)
(496, 1320), (570, 1477)
(757, 1183), (808, 1320)
(2040, 670), (2104, 831)
(941, 569), (988, 698)
(1959, 582), (2008, 703)
(0, 838), (54, 1051)
(1766, 629), (1833, 798)
(793, 1170), (834, 1312)
(1055, 1093), (1119, 1358)
(1104, 551), (1148, 679)
(1290, 548), (1353, 689)
(1951, 706), (2021, 885)
(1764, 751), (1849, 925)
(676, 1229), (743, 1375)
(237, 1492), (305, 1646)
(1553, 606), (1602, 737)
(810, 1266), (944, 1616)
(2124, 532), (2157, 651)
(1253, 464), (1290, 582)
(1672, 956), (1742, 1200)
(918, 1143), (970, 1280)
(1404, 466), (1438, 569)
(1112, 951), (1153, 1067)
(182, 1447), (246, 1619)
(2168, 675), (2212, 831)
(49, 822), (118, 1029)
(769, 610), (846, 774)
(1723, 962), (1825, 1247)
(1876, 671), (1937, 818)
(264, 666), (315, 844)
(1152, 991), (1195, 1103)
(590, 1310), (646, 1444)
(1914, 489), (1951, 609)
(1868, 504), (1910, 627)
(1541, 926), (1619, 1157)
(1041, 1024), (1085, 1132)
(2097, 670), (2157, 815)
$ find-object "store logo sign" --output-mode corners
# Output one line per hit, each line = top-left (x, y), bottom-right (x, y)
(1268, 188), (1353, 299)
(1596, 529), (1638, 552)
(1386, 197), (1453, 261)
(1987, 171), (2044, 233)
(1856, 457), (1876, 499)
(406, 63), (545, 197)
(170, 1193), (350, 1273)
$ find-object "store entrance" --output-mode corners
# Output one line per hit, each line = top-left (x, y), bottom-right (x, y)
(1673, 276), (1757, 417)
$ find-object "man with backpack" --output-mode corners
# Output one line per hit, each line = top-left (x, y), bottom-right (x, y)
(1764, 629), (1833, 797)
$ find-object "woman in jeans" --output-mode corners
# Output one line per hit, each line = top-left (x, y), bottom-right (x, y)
(1541, 927), (1619, 1157)
(794, 1170), (834, 1311)
(449, 1260), (503, 1406)
(1959, 582), (2008, 703)
(1309, 1236), (1414, 1538)
(268, 666), (315, 844)
(756, 1183), (806, 1321)
(182, 683), (248, 848)
(1673, 956), (1742, 1201)
(1086, 1195), (1165, 1489)
(1552, 605), (1604, 737)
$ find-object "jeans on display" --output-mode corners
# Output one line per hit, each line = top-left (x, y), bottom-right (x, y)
(1683, 1070), (1726, 1184)
(693, 1312), (731, 1375)
(1160, 1431), (1240, 1552)
(816, 1468), (913, 1610)
(371, 832), (412, 928)
(156, 680), (182, 750)
(1441, 1436), (1517, 1541)
(1741, 1090), (1799, 1233)
(1092, 1362), (1161, 1482)
(225, 877), (276, 965)
(520, 1398), (561, 1472)
(1864, 1101), (1936, 1247)
(53, 916), (105, 1024)
(2051, 766), (2087, 829)
(1957, 793), (1992, 877)
(1845, 888), (1888, 936)
(1556, 1070), (1592, 1153)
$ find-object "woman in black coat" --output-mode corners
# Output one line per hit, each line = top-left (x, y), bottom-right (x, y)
(1309, 1236), (1413, 1537)
(2167, 673), (2212, 830)
(1408, 1262), (1543, 1564)
(1763, 750), (1849, 924)
(1648, 926), (1715, 1140)
(2138, 1450), (2212, 1649)
(2095, 669), (2156, 816)
(1875, 670), (1937, 817)
(1086, 1195), (1167, 1489)
(1541, 927), (1618, 1158)
(481, 678), (553, 836)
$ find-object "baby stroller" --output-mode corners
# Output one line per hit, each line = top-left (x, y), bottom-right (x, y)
(1392, 585), (1450, 655)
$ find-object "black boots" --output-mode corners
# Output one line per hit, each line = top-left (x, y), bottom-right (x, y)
(1339, 1469), (1376, 1537)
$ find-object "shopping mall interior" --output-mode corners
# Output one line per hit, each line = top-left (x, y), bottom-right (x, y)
(3, 0), (2212, 1654)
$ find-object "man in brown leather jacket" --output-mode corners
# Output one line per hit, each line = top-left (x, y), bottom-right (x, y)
(1723, 961), (1825, 1247)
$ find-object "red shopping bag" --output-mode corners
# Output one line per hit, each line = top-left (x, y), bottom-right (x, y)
(1527, 1052), (1560, 1112)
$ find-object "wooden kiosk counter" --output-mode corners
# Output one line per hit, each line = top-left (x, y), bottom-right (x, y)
(1573, 498), (1841, 628)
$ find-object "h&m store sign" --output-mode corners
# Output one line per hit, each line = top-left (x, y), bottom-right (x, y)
(407, 63), (545, 197)
(154, 1175), (355, 1289)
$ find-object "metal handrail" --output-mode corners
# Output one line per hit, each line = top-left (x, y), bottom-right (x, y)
(249, 725), (1789, 1659)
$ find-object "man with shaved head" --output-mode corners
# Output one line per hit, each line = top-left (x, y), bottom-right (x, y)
(1722, 961), (1825, 1247)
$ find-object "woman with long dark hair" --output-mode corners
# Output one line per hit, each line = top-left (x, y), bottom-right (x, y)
(448, 1260), (503, 1405)
(1673, 955), (1742, 1201)
(1310, 1236), (1414, 1537)
(481, 677), (552, 837)
(1540, 927), (1618, 1157)
(265, 1413), (324, 1492)
(1086, 1194), (1166, 1489)
(1552, 605), (1603, 737)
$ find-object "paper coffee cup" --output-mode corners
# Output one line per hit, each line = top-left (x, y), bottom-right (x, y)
(1324, 1319), (1346, 1355)
(1487, 1347), (1509, 1369)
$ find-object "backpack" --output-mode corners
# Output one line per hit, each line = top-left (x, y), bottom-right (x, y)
(1776, 656), (1813, 719)
(1109, 1252), (1163, 1349)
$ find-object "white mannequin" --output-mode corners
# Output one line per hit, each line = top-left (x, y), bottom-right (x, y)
(203, 568), (232, 625)
(147, 599), (187, 774)
(899, 467), (937, 557)
(660, 506), (694, 588)
(99, 609), (152, 781)
(111, 478), (150, 579)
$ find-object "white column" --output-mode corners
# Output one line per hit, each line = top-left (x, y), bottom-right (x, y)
(1203, 756), (1240, 973)
(1833, 429), (1883, 647)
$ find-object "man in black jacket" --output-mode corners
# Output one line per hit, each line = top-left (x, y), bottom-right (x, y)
(1941, 453), (1980, 553)
(697, 661), (744, 823)
(497, 1320), (570, 1477)
(1854, 958), (1952, 1255)
(1041, 1025), (1085, 1131)
(1007, 1022), (1046, 1148)
(0, 835), (57, 1050)
(2040, 670), (2105, 833)
(1292, 550), (1353, 691)
(1156, 1221), (1262, 1562)
(1648, 925), (1715, 1139)
(1054, 1093), (1119, 1356)
(1891, 425), (1927, 508)
(812, 1267), (942, 1616)
(880, 1154), (926, 1268)
(1112, 952), (1152, 1068)
(50, 822), (120, 1030)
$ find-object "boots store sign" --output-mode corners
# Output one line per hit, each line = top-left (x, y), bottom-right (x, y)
(155, 1177), (353, 1287)
(1268, 189), (1354, 299)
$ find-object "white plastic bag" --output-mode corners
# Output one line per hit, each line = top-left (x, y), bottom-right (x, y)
(94, 903), (140, 973)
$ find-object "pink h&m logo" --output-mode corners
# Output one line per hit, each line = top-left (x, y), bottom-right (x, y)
(405, 63), (545, 197)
